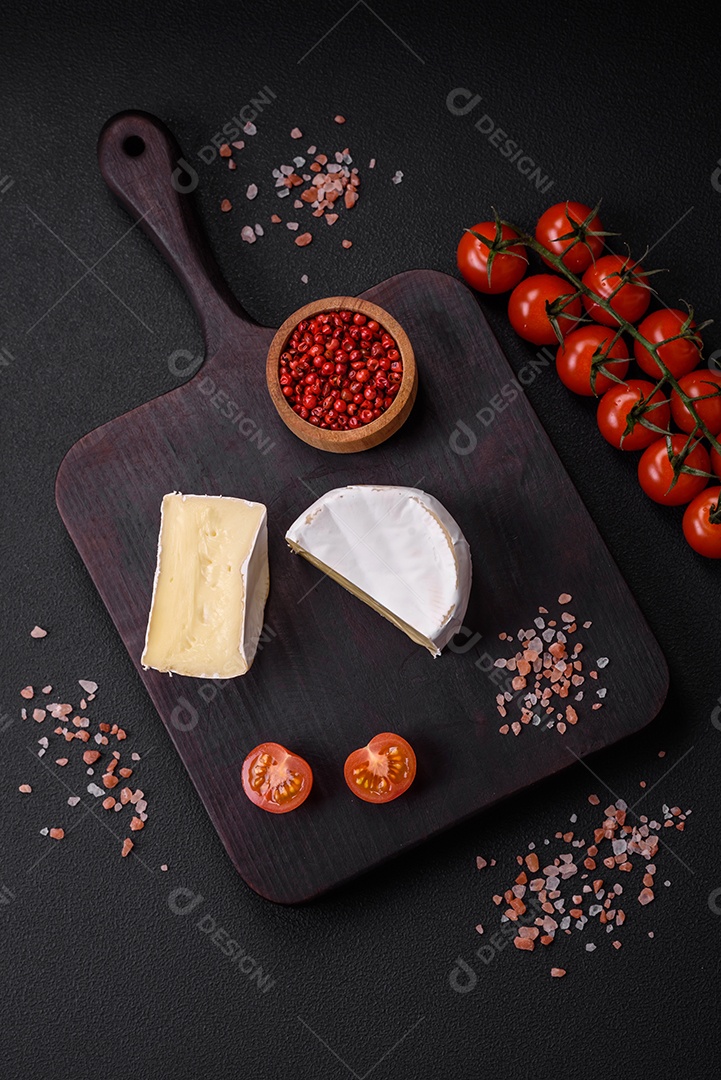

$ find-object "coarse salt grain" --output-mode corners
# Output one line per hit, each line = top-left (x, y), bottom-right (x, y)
(246, 184), (258, 200)
(19, 784), (32, 793)
(30, 625), (47, 638)
(241, 226), (257, 244)
(290, 127), (303, 139)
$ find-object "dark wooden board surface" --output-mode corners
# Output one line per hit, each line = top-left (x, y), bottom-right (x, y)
(55, 113), (668, 903)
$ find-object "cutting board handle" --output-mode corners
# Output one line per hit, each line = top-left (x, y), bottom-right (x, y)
(98, 111), (248, 352)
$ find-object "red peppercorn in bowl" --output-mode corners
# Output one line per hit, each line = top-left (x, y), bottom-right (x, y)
(266, 297), (417, 453)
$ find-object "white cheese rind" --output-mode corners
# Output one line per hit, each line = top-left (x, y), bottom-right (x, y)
(285, 485), (472, 656)
(142, 492), (269, 678)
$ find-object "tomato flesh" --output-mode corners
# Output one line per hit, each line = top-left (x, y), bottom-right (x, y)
(670, 369), (721, 435)
(637, 435), (710, 506)
(582, 255), (650, 326)
(241, 742), (313, 814)
(508, 273), (582, 345)
(535, 201), (604, 273)
(634, 309), (700, 379)
(555, 325), (630, 396)
(596, 379), (671, 450)
(456, 222), (528, 295)
(344, 732), (416, 804)
(683, 486), (721, 558)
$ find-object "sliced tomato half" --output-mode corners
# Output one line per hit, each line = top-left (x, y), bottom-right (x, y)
(344, 732), (417, 804)
(241, 742), (313, 814)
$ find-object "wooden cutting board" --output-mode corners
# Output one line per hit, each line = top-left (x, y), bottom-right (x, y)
(55, 112), (668, 903)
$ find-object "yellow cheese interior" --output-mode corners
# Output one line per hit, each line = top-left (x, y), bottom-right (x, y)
(142, 495), (265, 678)
(286, 540), (439, 656)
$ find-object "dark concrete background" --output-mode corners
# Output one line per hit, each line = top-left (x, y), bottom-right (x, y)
(1, 2), (719, 1077)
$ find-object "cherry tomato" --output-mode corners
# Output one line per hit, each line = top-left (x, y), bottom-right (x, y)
(596, 379), (671, 450)
(581, 254), (650, 326)
(670, 369), (721, 435)
(508, 274), (582, 345)
(683, 486), (721, 558)
(241, 742), (313, 814)
(343, 732), (416, 804)
(456, 222), (528, 295)
(535, 201), (604, 273)
(634, 308), (700, 379)
(555, 325), (630, 396)
(637, 434), (710, 506)
(711, 444), (721, 481)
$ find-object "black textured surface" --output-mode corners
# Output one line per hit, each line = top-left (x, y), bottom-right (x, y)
(1, 2), (719, 1078)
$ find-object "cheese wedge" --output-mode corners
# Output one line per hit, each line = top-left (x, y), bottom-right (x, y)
(285, 485), (471, 656)
(142, 493), (269, 678)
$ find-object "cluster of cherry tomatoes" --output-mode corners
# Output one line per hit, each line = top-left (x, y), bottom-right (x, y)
(241, 732), (417, 814)
(456, 202), (721, 558)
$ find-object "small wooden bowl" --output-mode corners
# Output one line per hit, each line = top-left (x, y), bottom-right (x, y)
(266, 296), (417, 453)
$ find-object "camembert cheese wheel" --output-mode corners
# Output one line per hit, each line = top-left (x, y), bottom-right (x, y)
(285, 485), (472, 656)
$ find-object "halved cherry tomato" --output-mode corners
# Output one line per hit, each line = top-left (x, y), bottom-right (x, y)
(637, 434), (710, 506)
(555, 325), (630, 396)
(535, 201), (604, 273)
(241, 742), (313, 814)
(634, 308), (701, 379)
(683, 486), (721, 557)
(456, 222), (528, 294)
(582, 254), (650, 326)
(596, 379), (671, 450)
(343, 732), (416, 804)
(669, 369), (721, 434)
(508, 273), (582, 345)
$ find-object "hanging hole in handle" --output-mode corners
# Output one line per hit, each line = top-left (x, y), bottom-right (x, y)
(123, 135), (146, 157)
